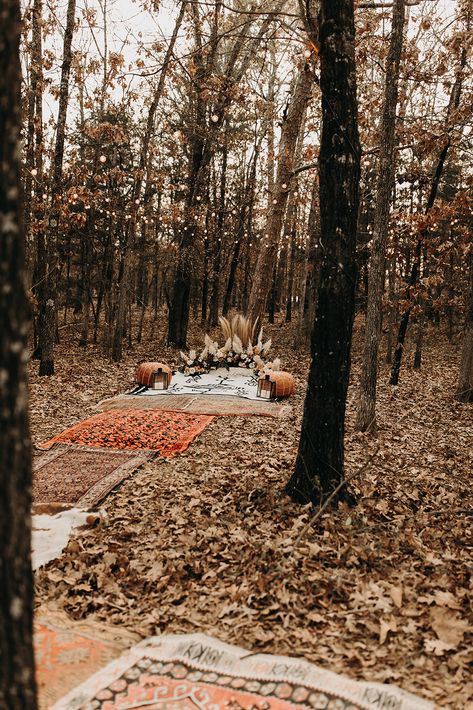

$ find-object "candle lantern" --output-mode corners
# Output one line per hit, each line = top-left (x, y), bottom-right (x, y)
(152, 367), (169, 390)
(257, 374), (276, 400)
(136, 362), (172, 390)
(257, 371), (295, 400)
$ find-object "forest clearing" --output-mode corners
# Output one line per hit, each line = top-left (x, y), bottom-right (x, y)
(1, 0), (472, 708)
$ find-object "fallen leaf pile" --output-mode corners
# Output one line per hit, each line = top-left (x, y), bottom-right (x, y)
(31, 313), (473, 709)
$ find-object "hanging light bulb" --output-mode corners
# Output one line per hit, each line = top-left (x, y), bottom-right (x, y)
(211, 114), (219, 123)
(31, 169), (38, 176)
(99, 155), (107, 163)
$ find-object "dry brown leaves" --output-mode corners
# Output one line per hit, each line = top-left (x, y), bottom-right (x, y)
(32, 315), (473, 709)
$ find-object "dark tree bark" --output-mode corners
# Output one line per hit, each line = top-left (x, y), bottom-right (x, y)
(285, 0), (361, 505)
(355, 0), (405, 431)
(455, 252), (473, 402)
(0, 0), (37, 705)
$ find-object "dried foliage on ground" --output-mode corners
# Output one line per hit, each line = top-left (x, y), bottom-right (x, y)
(31, 318), (473, 709)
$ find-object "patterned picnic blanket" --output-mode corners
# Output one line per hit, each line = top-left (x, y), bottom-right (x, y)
(51, 633), (437, 710)
(38, 409), (214, 455)
(130, 367), (262, 400)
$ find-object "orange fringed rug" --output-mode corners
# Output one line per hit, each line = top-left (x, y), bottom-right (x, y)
(38, 409), (215, 456)
(35, 609), (140, 709)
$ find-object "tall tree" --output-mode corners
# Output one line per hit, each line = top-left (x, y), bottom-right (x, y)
(248, 63), (313, 326)
(167, 2), (284, 347)
(111, 0), (187, 361)
(0, 0), (37, 705)
(356, 0), (406, 432)
(455, 252), (473, 402)
(37, 0), (77, 375)
(389, 45), (468, 386)
(285, 0), (361, 504)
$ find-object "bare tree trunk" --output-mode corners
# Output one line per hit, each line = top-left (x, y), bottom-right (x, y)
(355, 0), (405, 431)
(286, 0), (361, 505)
(30, 0), (45, 361)
(167, 4), (283, 345)
(295, 177), (320, 350)
(209, 134), (228, 326)
(455, 253), (473, 402)
(112, 1), (186, 359)
(389, 47), (467, 385)
(38, 0), (76, 375)
(248, 64), (313, 326)
(0, 1), (37, 703)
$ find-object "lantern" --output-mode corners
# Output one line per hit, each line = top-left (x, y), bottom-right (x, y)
(257, 374), (275, 400)
(136, 362), (172, 390)
(152, 367), (169, 390)
(257, 371), (295, 399)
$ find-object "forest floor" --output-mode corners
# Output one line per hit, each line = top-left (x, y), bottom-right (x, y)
(31, 314), (473, 709)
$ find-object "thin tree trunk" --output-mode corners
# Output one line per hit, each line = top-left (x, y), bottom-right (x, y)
(38, 0), (76, 375)
(286, 0), (361, 505)
(0, 1), (37, 703)
(112, 2), (186, 359)
(209, 135), (228, 326)
(248, 63), (313, 325)
(455, 253), (473, 402)
(355, 0), (405, 431)
(389, 47), (467, 385)
(298, 177), (321, 350)
(222, 145), (259, 316)
(30, 0), (45, 361)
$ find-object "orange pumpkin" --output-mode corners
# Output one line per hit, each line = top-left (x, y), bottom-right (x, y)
(136, 362), (172, 389)
(258, 370), (295, 399)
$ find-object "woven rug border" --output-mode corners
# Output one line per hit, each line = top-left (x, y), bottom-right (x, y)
(33, 445), (149, 507)
(96, 394), (291, 418)
(51, 633), (435, 710)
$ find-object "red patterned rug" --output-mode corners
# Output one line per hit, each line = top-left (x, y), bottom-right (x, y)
(38, 409), (215, 456)
(33, 446), (148, 507)
(51, 633), (434, 710)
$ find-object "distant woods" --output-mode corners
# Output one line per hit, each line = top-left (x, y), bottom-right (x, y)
(21, 0), (472, 399)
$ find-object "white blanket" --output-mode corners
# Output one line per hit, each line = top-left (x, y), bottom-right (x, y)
(32, 509), (89, 570)
(131, 367), (262, 400)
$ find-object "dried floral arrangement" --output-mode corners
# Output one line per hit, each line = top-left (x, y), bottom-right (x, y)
(179, 315), (281, 375)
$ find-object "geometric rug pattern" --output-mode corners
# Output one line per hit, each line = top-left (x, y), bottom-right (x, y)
(33, 446), (148, 507)
(38, 409), (215, 456)
(50, 633), (436, 710)
(34, 609), (140, 709)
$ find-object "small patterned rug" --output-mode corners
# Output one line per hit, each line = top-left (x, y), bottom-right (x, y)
(51, 633), (436, 710)
(33, 446), (148, 507)
(97, 394), (291, 418)
(38, 409), (215, 456)
(35, 608), (140, 709)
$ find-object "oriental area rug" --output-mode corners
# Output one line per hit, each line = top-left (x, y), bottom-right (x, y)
(50, 634), (436, 710)
(38, 409), (215, 456)
(35, 608), (140, 709)
(97, 393), (290, 418)
(33, 446), (148, 507)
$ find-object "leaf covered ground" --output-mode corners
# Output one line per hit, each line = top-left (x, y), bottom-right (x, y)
(31, 316), (473, 709)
